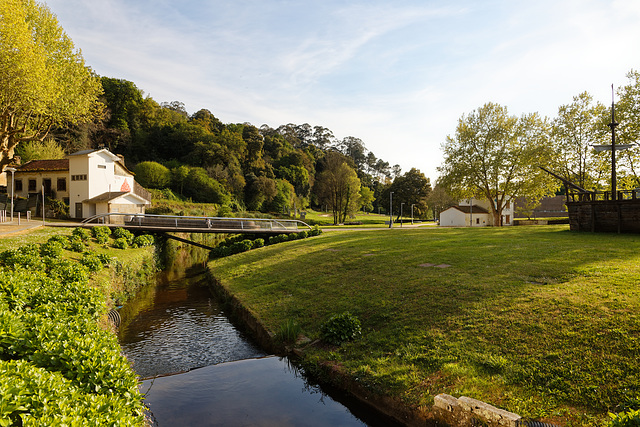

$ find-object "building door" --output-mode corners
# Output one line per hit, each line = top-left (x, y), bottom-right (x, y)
(75, 203), (83, 219)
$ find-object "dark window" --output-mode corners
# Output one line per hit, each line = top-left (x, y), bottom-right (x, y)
(28, 179), (36, 191)
(57, 178), (66, 191)
(15, 180), (22, 192)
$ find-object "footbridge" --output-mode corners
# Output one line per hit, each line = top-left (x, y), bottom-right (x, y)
(76, 213), (312, 250)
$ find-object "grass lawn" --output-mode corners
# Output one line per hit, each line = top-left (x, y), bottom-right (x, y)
(209, 225), (640, 426)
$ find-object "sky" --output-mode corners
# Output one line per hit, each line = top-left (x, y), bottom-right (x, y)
(45, 0), (640, 182)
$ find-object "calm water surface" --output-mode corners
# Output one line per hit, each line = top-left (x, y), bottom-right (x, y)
(118, 267), (401, 426)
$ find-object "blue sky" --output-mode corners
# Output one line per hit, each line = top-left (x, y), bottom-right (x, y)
(46, 0), (640, 181)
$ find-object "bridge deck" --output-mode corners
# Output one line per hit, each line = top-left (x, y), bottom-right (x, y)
(73, 213), (311, 235)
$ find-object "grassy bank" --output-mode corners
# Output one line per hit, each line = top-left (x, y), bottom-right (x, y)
(0, 226), (157, 425)
(209, 225), (640, 426)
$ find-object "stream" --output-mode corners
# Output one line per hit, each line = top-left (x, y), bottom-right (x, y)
(117, 249), (402, 426)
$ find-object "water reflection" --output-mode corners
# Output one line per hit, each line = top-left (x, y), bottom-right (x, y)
(142, 356), (371, 427)
(118, 270), (266, 379)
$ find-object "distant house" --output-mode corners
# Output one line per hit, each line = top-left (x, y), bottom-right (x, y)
(439, 198), (515, 227)
(6, 148), (150, 220)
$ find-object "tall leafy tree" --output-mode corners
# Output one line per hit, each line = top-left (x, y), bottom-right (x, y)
(0, 0), (102, 170)
(617, 70), (640, 188)
(551, 92), (609, 190)
(386, 168), (431, 220)
(315, 151), (361, 224)
(439, 103), (555, 226)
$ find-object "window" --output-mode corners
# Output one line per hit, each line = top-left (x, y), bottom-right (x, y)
(28, 179), (36, 191)
(15, 180), (22, 192)
(506, 215), (511, 224)
(505, 200), (510, 209)
(71, 174), (87, 181)
(476, 218), (480, 225)
(57, 178), (66, 191)
(98, 164), (106, 169)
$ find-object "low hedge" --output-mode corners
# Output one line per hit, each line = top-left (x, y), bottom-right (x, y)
(0, 232), (145, 425)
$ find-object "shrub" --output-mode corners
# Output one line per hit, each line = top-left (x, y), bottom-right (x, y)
(71, 227), (91, 242)
(47, 234), (70, 249)
(309, 225), (322, 236)
(132, 234), (154, 248)
(297, 230), (308, 239)
(91, 226), (111, 244)
(320, 312), (362, 346)
(40, 240), (63, 259)
(97, 253), (114, 267)
(609, 409), (640, 427)
(80, 252), (103, 272)
(252, 238), (264, 249)
(112, 228), (134, 245)
(113, 237), (129, 250)
(67, 236), (85, 253)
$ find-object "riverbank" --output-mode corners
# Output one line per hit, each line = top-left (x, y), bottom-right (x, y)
(0, 225), (158, 425)
(207, 225), (640, 427)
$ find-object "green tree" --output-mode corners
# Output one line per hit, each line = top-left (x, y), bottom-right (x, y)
(427, 184), (455, 221)
(439, 103), (555, 226)
(14, 138), (65, 162)
(316, 152), (361, 224)
(133, 161), (171, 189)
(617, 70), (640, 188)
(551, 92), (609, 190)
(183, 167), (229, 204)
(359, 186), (375, 213)
(0, 0), (102, 171)
(386, 168), (431, 220)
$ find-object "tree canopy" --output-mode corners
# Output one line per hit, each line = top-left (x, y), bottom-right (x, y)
(439, 103), (555, 226)
(0, 0), (102, 171)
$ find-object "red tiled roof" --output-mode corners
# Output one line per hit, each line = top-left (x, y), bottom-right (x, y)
(17, 159), (69, 172)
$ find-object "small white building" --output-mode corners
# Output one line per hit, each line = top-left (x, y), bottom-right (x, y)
(6, 148), (150, 220)
(440, 198), (514, 227)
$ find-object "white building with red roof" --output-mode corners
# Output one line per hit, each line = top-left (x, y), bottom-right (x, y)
(7, 148), (150, 220)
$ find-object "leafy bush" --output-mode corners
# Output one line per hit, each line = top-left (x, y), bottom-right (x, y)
(132, 234), (154, 248)
(252, 238), (264, 249)
(112, 228), (134, 245)
(47, 234), (69, 249)
(90, 226), (111, 244)
(0, 245), (45, 271)
(309, 225), (322, 236)
(40, 240), (63, 259)
(80, 253), (103, 272)
(113, 237), (129, 250)
(97, 253), (114, 267)
(67, 237), (85, 253)
(71, 227), (91, 242)
(320, 312), (362, 346)
(610, 409), (640, 427)
(297, 230), (309, 239)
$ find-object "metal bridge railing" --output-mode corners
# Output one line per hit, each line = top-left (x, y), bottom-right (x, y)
(81, 213), (311, 232)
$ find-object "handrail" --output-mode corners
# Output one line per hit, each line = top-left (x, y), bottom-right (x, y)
(80, 212), (312, 231)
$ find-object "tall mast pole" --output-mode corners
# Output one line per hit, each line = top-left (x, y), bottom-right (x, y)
(609, 84), (618, 201)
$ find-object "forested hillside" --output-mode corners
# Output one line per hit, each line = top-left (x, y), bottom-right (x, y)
(43, 77), (433, 221)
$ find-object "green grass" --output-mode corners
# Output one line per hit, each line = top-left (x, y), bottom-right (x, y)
(209, 225), (640, 426)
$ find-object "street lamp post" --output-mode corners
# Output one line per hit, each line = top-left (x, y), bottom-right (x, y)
(400, 202), (404, 227)
(411, 204), (415, 225)
(389, 192), (394, 228)
(6, 167), (16, 221)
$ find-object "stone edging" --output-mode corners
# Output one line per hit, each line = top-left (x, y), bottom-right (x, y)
(433, 393), (522, 426)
